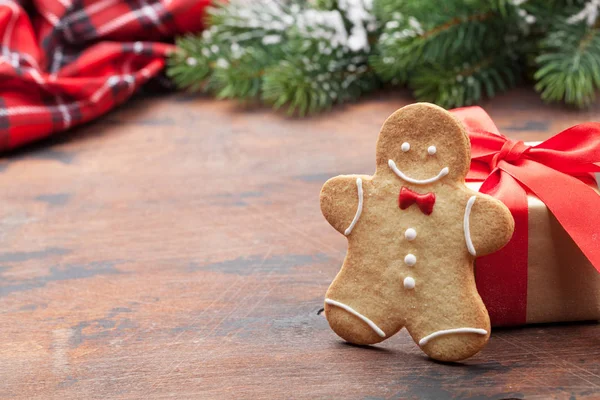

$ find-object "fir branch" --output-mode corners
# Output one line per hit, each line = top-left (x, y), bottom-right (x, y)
(420, 12), (492, 40)
(371, 0), (528, 78)
(410, 51), (522, 108)
(567, 0), (600, 26)
(262, 52), (378, 116)
(167, 0), (378, 115)
(167, 35), (214, 92)
(168, 0), (600, 113)
(535, 21), (600, 107)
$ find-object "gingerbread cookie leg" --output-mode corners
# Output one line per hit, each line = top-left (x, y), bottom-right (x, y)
(325, 252), (406, 345)
(405, 277), (491, 362)
(324, 300), (387, 345)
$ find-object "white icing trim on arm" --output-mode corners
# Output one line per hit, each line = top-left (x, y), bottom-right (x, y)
(325, 298), (386, 338)
(344, 178), (363, 236)
(464, 196), (477, 256)
(388, 159), (449, 185)
(418, 327), (488, 346)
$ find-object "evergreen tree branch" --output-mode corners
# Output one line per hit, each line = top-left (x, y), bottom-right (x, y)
(370, 0), (530, 86)
(535, 20), (600, 107)
(410, 51), (522, 108)
(168, 0), (600, 113)
(167, 0), (379, 115)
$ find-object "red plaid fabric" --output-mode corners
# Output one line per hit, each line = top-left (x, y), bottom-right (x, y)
(0, 0), (210, 151)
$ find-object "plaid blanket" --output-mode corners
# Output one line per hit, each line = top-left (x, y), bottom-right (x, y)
(0, 0), (209, 151)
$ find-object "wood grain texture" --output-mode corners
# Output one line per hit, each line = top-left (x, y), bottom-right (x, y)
(0, 88), (599, 399)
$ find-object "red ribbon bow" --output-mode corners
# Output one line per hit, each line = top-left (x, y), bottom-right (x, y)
(451, 106), (600, 326)
(399, 187), (436, 215)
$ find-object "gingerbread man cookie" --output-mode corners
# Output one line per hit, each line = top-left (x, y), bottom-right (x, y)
(320, 103), (514, 362)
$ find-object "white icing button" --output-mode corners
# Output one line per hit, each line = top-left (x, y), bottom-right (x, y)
(404, 254), (417, 266)
(405, 228), (417, 241)
(401, 142), (410, 152)
(428, 145), (437, 155)
(404, 277), (415, 289)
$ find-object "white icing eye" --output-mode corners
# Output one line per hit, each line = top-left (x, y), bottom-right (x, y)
(428, 145), (437, 155)
(401, 142), (410, 152)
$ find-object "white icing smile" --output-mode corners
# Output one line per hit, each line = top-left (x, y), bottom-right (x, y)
(388, 159), (449, 185)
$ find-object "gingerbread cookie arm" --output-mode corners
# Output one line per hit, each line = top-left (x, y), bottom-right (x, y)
(320, 175), (368, 236)
(464, 193), (515, 257)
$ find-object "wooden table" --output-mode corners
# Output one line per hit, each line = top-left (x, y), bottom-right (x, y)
(1, 89), (599, 399)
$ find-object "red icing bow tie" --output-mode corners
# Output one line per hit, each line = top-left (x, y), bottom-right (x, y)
(399, 187), (436, 215)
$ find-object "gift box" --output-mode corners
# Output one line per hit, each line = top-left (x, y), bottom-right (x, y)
(451, 107), (600, 327)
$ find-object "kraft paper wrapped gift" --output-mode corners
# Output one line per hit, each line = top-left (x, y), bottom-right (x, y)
(467, 180), (600, 326)
(451, 107), (600, 327)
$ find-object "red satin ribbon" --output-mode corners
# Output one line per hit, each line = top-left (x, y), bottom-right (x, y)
(451, 106), (600, 326)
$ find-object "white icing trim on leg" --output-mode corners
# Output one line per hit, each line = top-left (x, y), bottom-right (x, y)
(344, 178), (363, 236)
(464, 196), (477, 256)
(418, 327), (488, 346)
(325, 298), (386, 338)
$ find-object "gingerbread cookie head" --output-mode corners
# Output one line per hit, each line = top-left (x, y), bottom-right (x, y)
(375, 103), (471, 185)
(320, 103), (514, 362)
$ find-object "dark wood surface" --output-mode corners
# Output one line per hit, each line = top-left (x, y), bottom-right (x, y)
(0, 88), (599, 399)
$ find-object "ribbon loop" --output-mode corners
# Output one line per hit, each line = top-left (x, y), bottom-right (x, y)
(490, 139), (530, 170)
